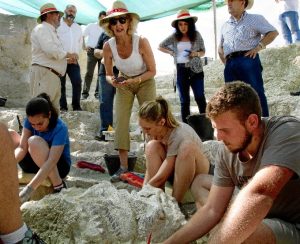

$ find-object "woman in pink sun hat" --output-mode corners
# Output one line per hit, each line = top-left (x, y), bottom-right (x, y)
(100, 1), (156, 182)
(159, 9), (207, 124)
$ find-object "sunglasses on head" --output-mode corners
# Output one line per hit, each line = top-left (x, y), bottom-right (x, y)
(109, 16), (127, 26)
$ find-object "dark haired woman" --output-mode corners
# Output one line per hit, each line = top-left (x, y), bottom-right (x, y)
(159, 9), (207, 123)
(10, 93), (71, 203)
(138, 96), (212, 205)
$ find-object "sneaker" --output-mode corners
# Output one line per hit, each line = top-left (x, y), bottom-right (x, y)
(110, 167), (128, 183)
(94, 132), (106, 141)
(19, 228), (46, 244)
(53, 180), (67, 193)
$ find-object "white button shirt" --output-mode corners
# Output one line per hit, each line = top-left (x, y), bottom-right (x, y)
(83, 22), (103, 48)
(57, 19), (83, 55)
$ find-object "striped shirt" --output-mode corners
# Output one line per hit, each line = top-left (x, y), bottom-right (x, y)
(220, 12), (277, 57)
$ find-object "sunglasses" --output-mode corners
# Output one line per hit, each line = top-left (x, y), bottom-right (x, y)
(109, 16), (127, 26)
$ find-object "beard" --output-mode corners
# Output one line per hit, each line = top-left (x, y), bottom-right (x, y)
(226, 130), (252, 154)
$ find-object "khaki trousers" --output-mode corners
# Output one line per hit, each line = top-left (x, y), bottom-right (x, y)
(29, 65), (61, 112)
(114, 78), (156, 150)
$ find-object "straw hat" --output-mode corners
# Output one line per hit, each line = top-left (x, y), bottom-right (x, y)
(225, 0), (254, 10)
(100, 1), (140, 26)
(37, 3), (64, 23)
(171, 9), (198, 27)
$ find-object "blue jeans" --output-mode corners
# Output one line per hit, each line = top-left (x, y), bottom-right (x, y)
(82, 50), (100, 96)
(60, 63), (82, 110)
(279, 11), (300, 45)
(176, 64), (207, 123)
(98, 65), (118, 132)
(224, 55), (269, 117)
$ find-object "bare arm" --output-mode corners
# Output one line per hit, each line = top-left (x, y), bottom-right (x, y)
(208, 165), (294, 243)
(147, 156), (176, 187)
(14, 128), (31, 162)
(103, 42), (120, 87)
(164, 185), (234, 244)
(138, 36), (156, 81)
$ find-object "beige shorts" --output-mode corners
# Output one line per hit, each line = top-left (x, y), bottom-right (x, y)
(263, 218), (300, 244)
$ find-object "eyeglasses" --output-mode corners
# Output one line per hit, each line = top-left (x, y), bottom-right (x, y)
(109, 16), (127, 26)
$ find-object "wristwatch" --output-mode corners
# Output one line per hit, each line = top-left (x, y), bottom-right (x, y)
(258, 42), (266, 49)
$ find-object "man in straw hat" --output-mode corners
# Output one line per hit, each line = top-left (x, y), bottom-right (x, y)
(0, 123), (45, 243)
(164, 81), (300, 243)
(100, 0), (156, 182)
(218, 0), (278, 118)
(30, 3), (78, 112)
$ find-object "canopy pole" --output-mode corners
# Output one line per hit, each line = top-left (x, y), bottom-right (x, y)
(212, 0), (217, 60)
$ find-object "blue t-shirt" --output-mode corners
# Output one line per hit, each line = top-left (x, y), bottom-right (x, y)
(24, 118), (71, 165)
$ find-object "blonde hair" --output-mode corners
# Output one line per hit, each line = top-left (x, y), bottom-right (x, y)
(102, 14), (139, 37)
(139, 96), (179, 128)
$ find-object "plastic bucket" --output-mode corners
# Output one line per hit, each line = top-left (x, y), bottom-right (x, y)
(186, 113), (214, 141)
(103, 153), (137, 176)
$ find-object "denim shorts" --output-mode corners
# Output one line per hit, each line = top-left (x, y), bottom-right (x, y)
(263, 218), (300, 244)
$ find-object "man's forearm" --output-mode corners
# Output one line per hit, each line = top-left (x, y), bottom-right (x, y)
(164, 206), (221, 244)
(261, 30), (279, 46)
(208, 188), (273, 243)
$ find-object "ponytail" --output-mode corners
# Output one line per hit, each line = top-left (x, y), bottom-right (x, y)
(138, 96), (179, 128)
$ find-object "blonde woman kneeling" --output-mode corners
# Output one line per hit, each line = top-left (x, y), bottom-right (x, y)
(138, 96), (213, 205)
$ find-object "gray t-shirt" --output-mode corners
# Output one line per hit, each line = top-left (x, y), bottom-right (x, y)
(213, 116), (300, 223)
(166, 122), (203, 157)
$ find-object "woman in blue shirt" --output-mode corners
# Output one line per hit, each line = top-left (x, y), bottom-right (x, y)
(11, 93), (71, 203)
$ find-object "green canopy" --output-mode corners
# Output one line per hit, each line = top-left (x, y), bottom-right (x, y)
(0, 0), (225, 24)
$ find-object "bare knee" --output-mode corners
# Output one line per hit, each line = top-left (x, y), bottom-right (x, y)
(28, 136), (47, 147)
(145, 140), (165, 158)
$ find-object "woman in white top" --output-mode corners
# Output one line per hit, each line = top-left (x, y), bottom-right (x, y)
(100, 1), (156, 182)
(159, 9), (207, 123)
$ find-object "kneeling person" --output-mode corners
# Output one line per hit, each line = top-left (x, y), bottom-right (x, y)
(11, 93), (71, 203)
(138, 96), (212, 204)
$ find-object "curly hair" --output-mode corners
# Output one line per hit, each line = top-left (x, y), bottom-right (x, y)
(206, 81), (262, 123)
(101, 14), (139, 37)
(138, 96), (179, 128)
(174, 18), (197, 42)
